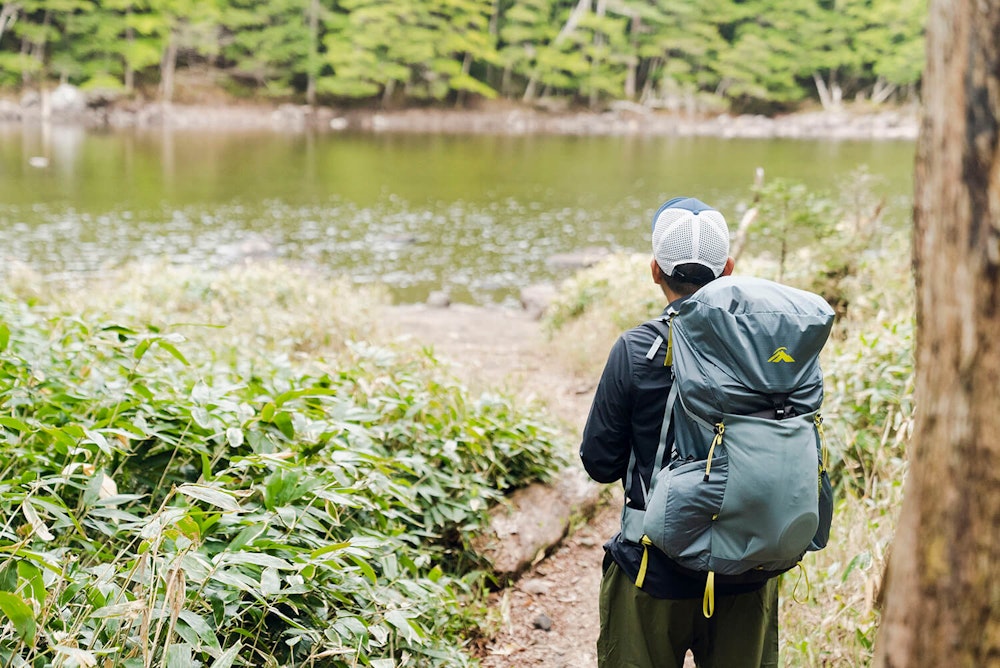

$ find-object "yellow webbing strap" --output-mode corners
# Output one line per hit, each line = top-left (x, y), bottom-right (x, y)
(791, 562), (812, 604)
(703, 571), (716, 618)
(703, 423), (724, 481)
(664, 324), (673, 367)
(636, 536), (653, 588)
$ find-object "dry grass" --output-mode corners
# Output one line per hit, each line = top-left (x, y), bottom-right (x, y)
(4, 259), (389, 366)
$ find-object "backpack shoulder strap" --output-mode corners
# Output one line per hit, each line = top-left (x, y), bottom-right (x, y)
(623, 315), (678, 514)
(641, 316), (674, 366)
(621, 379), (679, 541)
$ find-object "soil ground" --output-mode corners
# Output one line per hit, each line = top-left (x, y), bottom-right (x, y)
(389, 302), (610, 667)
(387, 303), (695, 668)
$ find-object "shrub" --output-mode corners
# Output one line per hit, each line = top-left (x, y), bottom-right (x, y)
(0, 266), (567, 667)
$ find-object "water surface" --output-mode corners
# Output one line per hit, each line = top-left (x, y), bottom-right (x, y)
(0, 124), (914, 304)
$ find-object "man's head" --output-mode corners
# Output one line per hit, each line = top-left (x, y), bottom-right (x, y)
(650, 197), (734, 299)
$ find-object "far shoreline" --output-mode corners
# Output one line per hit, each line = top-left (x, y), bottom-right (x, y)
(0, 94), (918, 142)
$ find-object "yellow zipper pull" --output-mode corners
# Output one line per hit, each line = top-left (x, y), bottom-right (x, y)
(636, 536), (653, 588)
(814, 414), (829, 471)
(704, 423), (724, 482)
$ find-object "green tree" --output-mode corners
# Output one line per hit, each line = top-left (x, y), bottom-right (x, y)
(322, 0), (496, 105)
(635, 0), (732, 111)
(221, 0), (312, 98)
(716, 0), (815, 111)
(150, 0), (221, 103)
(95, 0), (167, 93)
(850, 0), (926, 104)
(495, 0), (558, 99)
(0, 0), (93, 87)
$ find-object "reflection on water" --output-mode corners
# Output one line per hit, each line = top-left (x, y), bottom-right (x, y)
(0, 124), (915, 305)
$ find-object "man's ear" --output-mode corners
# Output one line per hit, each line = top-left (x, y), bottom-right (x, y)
(721, 257), (735, 277)
(650, 258), (663, 284)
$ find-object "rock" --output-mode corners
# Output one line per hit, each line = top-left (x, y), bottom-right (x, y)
(20, 90), (41, 109)
(520, 578), (552, 596)
(426, 290), (451, 308)
(546, 247), (610, 271)
(533, 613), (553, 632)
(271, 103), (308, 130)
(520, 283), (558, 320)
(49, 84), (86, 116)
(0, 99), (21, 121)
(471, 466), (602, 578)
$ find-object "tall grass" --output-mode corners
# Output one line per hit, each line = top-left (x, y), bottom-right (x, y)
(0, 263), (567, 667)
(543, 172), (914, 666)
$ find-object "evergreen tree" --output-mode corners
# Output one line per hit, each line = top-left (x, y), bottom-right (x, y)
(221, 0), (312, 98)
(322, 0), (496, 104)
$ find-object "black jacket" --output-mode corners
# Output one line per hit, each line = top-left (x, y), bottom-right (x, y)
(580, 300), (766, 599)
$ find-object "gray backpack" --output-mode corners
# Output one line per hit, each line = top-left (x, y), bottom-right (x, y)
(622, 276), (835, 616)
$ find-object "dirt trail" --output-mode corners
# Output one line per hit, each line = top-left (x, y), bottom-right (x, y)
(388, 303), (620, 667)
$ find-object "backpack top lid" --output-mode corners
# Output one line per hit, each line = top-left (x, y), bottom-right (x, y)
(673, 276), (835, 396)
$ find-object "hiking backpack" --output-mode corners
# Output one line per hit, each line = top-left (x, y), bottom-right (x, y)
(621, 276), (835, 616)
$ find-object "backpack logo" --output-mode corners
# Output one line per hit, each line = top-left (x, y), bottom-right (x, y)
(768, 347), (796, 363)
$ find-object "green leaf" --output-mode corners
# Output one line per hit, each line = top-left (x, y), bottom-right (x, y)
(156, 340), (190, 366)
(384, 609), (421, 643)
(211, 642), (242, 668)
(21, 500), (54, 541)
(0, 322), (9, 351)
(165, 643), (193, 668)
(17, 561), (46, 607)
(0, 591), (36, 644)
(348, 554), (378, 585)
(134, 338), (152, 362)
(0, 417), (31, 433)
(272, 411), (295, 439)
(310, 541), (352, 559)
(217, 552), (293, 570)
(226, 427), (244, 449)
(177, 484), (242, 512)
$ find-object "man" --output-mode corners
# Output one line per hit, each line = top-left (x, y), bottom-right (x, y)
(580, 197), (778, 668)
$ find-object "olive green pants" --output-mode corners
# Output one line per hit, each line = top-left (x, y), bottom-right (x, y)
(597, 562), (780, 668)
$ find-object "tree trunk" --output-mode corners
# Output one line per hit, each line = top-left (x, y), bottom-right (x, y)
(638, 56), (661, 106)
(125, 19), (135, 91)
(160, 31), (179, 103)
(306, 0), (319, 107)
(523, 0), (590, 103)
(588, 0), (606, 109)
(0, 3), (19, 47)
(812, 71), (833, 110)
(874, 0), (1000, 666)
(871, 76), (896, 105)
(624, 14), (639, 101)
(455, 52), (472, 108)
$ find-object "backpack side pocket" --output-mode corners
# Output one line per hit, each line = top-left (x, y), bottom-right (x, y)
(642, 455), (728, 572)
(710, 412), (820, 573)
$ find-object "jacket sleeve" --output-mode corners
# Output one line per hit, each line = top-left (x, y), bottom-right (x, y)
(579, 336), (633, 484)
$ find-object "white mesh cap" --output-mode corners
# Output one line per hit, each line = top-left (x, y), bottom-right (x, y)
(651, 197), (731, 278)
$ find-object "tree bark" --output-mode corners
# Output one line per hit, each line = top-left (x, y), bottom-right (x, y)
(306, 0), (319, 107)
(874, 0), (1000, 666)
(125, 9), (134, 92)
(624, 13), (639, 101)
(160, 31), (179, 103)
(523, 0), (590, 103)
(0, 3), (20, 47)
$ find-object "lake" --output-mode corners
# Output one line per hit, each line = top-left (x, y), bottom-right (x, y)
(0, 123), (914, 305)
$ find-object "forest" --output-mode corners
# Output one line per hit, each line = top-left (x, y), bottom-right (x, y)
(0, 0), (926, 113)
